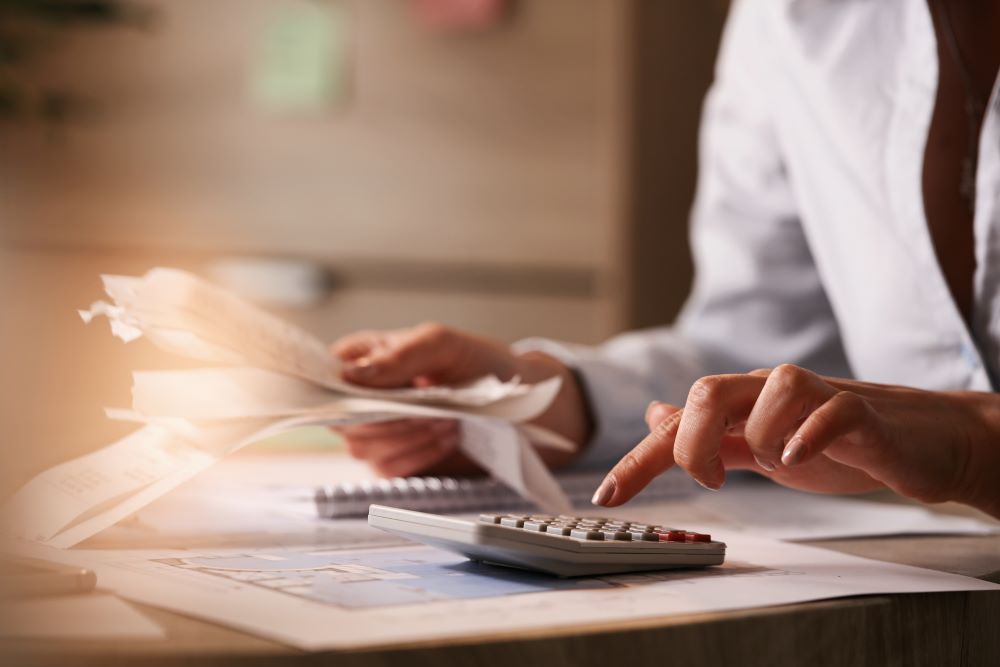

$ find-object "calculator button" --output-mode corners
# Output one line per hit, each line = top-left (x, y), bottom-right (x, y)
(523, 521), (549, 531)
(661, 530), (687, 542)
(544, 525), (574, 536)
(687, 532), (711, 543)
(500, 517), (527, 528)
(630, 530), (659, 542)
(478, 514), (502, 524)
(602, 530), (632, 541)
(570, 529), (605, 541)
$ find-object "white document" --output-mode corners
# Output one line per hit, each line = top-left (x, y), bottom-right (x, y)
(80, 268), (536, 407)
(0, 426), (216, 546)
(0, 594), (165, 640)
(3, 401), (572, 548)
(665, 478), (999, 540)
(3, 268), (579, 548)
(7, 533), (996, 651)
(69, 454), (997, 550)
(127, 366), (564, 426)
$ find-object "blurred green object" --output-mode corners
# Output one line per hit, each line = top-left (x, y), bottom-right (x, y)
(249, 1), (350, 114)
(249, 425), (347, 452)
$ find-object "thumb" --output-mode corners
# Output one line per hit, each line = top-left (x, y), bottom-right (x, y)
(341, 323), (463, 388)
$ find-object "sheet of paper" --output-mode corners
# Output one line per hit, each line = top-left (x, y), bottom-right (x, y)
(0, 426), (215, 545)
(0, 593), (166, 640)
(5, 267), (579, 549)
(3, 398), (575, 548)
(600, 475), (999, 541)
(80, 268), (539, 407)
(55, 452), (996, 553)
(128, 366), (563, 423)
(7, 532), (996, 651)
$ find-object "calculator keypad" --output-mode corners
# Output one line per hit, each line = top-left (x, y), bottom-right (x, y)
(478, 514), (712, 544)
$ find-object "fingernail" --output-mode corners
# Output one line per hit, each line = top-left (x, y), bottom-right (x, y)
(782, 436), (806, 466)
(695, 477), (724, 491)
(753, 456), (776, 472)
(346, 357), (379, 378)
(645, 400), (663, 422)
(591, 476), (616, 506)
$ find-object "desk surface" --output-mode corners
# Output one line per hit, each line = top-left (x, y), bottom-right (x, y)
(4, 498), (999, 667)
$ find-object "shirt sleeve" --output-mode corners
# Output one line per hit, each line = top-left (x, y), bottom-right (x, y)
(518, 0), (851, 469)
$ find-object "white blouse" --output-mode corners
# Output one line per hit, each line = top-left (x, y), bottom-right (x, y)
(520, 0), (1000, 466)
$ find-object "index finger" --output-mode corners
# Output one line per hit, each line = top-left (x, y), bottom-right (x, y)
(591, 409), (684, 507)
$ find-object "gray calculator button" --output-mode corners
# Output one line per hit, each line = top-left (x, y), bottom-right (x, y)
(630, 531), (660, 542)
(602, 530), (632, 541)
(544, 525), (574, 536)
(570, 529), (605, 541)
(523, 521), (548, 531)
(500, 517), (527, 528)
(479, 514), (503, 524)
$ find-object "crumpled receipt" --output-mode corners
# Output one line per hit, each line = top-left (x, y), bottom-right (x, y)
(2, 268), (575, 549)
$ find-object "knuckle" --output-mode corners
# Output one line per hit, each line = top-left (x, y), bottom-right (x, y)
(416, 321), (451, 344)
(651, 411), (682, 440)
(833, 390), (870, 420)
(770, 363), (810, 393)
(617, 451), (644, 478)
(687, 376), (726, 410)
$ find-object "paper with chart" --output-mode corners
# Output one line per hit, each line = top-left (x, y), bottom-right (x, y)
(0, 594), (165, 640)
(7, 532), (997, 651)
(2, 268), (575, 549)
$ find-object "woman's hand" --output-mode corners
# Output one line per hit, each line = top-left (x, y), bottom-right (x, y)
(331, 322), (591, 477)
(592, 364), (1000, 518)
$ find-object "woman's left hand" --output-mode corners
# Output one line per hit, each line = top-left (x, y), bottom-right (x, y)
(592, 364), (1000, 518)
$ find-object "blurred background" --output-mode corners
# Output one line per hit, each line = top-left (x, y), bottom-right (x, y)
(0, 0), (728, 498)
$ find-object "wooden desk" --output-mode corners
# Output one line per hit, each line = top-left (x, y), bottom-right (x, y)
(4, 527), (998, 667)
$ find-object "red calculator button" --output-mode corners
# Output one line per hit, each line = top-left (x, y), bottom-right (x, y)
(660, 530), (687, 542)
(687, 532), (711, 543)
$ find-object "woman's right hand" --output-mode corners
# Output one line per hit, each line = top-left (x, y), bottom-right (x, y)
(330, 322), (591, 477)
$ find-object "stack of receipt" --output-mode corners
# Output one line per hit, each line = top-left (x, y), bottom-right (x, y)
(2, 268), (575, 549)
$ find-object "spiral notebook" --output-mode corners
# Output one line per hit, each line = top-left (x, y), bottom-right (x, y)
(314, 469), (695, 518)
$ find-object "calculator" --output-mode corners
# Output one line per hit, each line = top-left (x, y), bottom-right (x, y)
(368, 505), (726, 577)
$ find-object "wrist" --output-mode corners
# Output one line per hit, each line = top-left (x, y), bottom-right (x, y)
(952, 391), (1000, 518)
(514, 351), (594, 464)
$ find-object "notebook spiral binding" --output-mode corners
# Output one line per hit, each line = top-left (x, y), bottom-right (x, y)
(315, 469), (695, 518)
